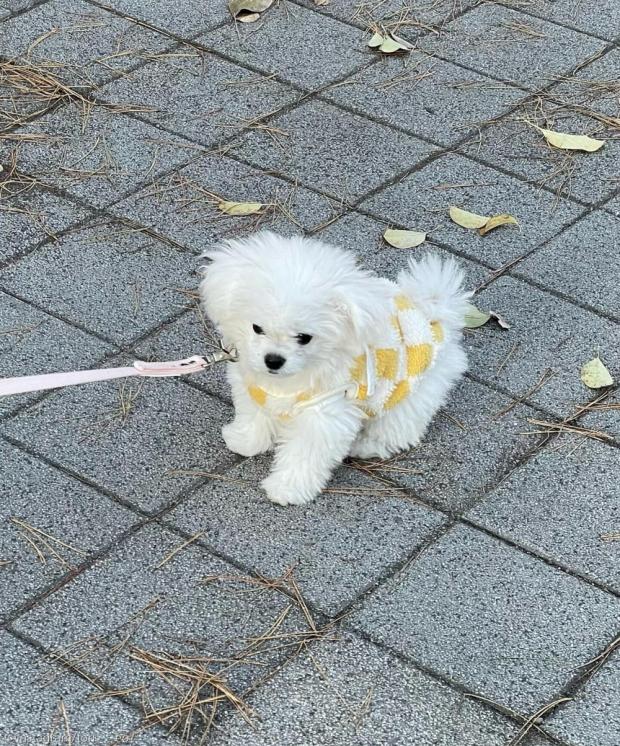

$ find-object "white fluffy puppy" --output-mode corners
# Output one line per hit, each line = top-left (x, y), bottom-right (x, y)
(200, 231), (469, 506)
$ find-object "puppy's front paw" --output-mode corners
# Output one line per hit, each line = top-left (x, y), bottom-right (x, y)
(349, 437), (392, 460)
(222, 421), (271, 457)
(261, 474), (316, 507)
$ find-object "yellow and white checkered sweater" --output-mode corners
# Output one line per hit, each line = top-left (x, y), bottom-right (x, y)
(246, 292), (443, 420)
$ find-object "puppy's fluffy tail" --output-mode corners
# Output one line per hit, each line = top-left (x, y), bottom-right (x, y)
(397, 253), (471, 334)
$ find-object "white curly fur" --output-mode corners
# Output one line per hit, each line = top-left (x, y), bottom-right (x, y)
(200, 231), (469, 506)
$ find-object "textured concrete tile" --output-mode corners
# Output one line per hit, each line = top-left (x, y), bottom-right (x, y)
(0, 0), (169, 88)
(0, 0), (45, 19)
(0, 441), (138, 620)
(0, 632), (170, 745)
(580, 390), (620, 444)
(468, 276), (620, 418)
(361, 377), (539, 512)
(296, 0), (475, 34)
(0, 291), (111, 418)
(421, 4), (606, 90)
(460, 104), (619, 207)
(0, 220), (197, 345)
(210, 631), (524, 746)
(0, 106), (197, 209)
(2, 376), (233, 512)
(469, 440), (620, 592)
(546, 651), (620, 746)
(14, 524), (311, 698)
(500, 0), (620, 41)
(314, 209), (488, 283)
(516, 211), (620, 318)
(0, 187), (89, 262)
(235, 99), (437, 201)
(547, 49), (620, 119)
(135, 308), (231, 402)
(360, 153), (583, 268)
(166, 457), (447, 615)
(100, 52), (297, 147)
(351, 524), (620, 712)
(323, 52), (525, 146)
(201, 2), (370, 89)
(605, 193), (620, 219)
(100, 0), (229, 36)
(110, 153), (338, 253)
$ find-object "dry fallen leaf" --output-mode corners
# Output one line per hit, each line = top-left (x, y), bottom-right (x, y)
(228, 0), (273, 22)
(449, 206), (489, 230)
(450, 206), (518, 235)
(532, 125), (605, 153)
(217, 200), (264, 216)
(580, 357), (614, 389)
(368, 31), (412, 54)
(383, 228), (427, 249)
(489, 311), (510, 330)
(464, 303), (491, 328)
(478, 213), (519, 236)
(314, 0), (330, 5)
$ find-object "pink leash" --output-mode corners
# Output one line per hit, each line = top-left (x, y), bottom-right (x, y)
(0, 349), (236, 398)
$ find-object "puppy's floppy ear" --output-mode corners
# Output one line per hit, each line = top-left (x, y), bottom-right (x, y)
(199, 241), (251, 343)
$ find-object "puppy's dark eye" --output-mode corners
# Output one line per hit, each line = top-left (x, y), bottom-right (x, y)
(252, 324), (264, 335)
(296, 333), (312, 346)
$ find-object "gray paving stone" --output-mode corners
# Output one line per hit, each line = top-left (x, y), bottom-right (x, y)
(350, 524), (620, 712)
(420, 4), (606, 90)
(605, 192), (620, 219)
(2, 376), (234, 512)
(0, 220), (198, 345)
(165, 457), (446, 616)
(459, 102), (619, 207)
(0, 291), (112, 418)
(469, 439), (620, 592)
(546, 651), (620, 746)
(201, 2), (370, 90)
(0, 0), (170, 88)
(295, 0), (475, 35)
(469, 276), (620, 418)
(0, 440), (139, 620)
(0, 186), (89, 262)
(580, 390), (620, 445)
(0, 0), (44, 19)
(360, 377), (539, 512)
(135, 307), (231, 401)
(500, 0), (620, 41)
(0, 106), (197, 209)
(13, 523), (312, 704)
(99, 0), (229, 36)
(110, 152), (338, 253)
(0, 631), (170, 745)
(323, 51), (525, 146)
(234, 99), (437, 201)
(100, 52), (298, 148)
(0, 81), (47, 131)
(360, 152), (583, 269)
(515, 211), (620, 319)
(210, 631), (525, 746)
(313, 210), (489, 284)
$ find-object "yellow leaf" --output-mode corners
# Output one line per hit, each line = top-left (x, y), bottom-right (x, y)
(228, 0), (273, 19)
(449, 206), (489, 229)
(580, 357), (614, 389)
(237, 11), (260, 21)
(383, 228), (427, 249)
(464, 303), (491, 328)
(478, 213), (519, 236)
(314, 0), (330, 6)
(217, 201), (264, 216)
(368, 32), (411, 53)
(533, 125), (605, 153)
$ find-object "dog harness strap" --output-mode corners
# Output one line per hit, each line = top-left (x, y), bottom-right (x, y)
(0, 351), (236, 398)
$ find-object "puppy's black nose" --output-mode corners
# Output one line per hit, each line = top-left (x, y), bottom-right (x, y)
(264, 353), (285, 371)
